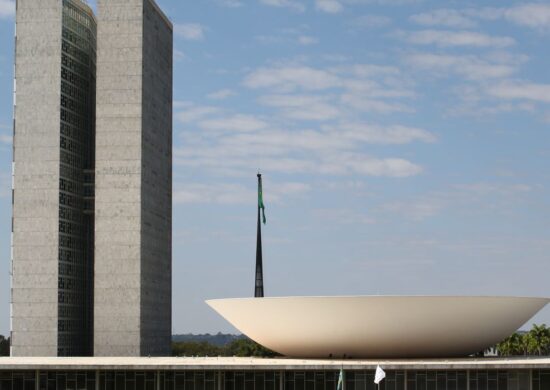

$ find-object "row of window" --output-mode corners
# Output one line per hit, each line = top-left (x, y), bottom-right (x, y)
(60, 179), (83, 199)
(59, 234), (86, 252)
(58, 290), (85, 308)
(60, 191), (82, 209)
(61, 64), (90, 92)
(63, 0), (97, 32)
(61, 122), (90, 146)
(59, 262), (86, 280)
(61, 40), (91, 71)
(61, 150), (84, 171)
(58, 291), (89, 317)
(61, 92), (88, 117)
(61, 108), (88, 132)
(59, 220), (86, 236)
(60, 164), (85, 184)
(63, 14), (97, 48)
(59, 247), (89, 264)
(61, 79), (93, 109)
(61, 135), (86, 157)
(62, 27), (94, 55)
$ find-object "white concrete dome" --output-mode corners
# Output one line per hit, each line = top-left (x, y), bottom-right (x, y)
(206, 296), (549, 358)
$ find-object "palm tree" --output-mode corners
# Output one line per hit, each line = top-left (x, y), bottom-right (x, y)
(527, 324), (550, 356)
(497, 332), (523, 356)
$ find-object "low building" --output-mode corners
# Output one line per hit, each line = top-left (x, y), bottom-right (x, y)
(0, 357), (549, 390)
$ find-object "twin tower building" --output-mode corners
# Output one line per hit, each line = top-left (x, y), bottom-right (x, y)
(11, 0), (173, 356)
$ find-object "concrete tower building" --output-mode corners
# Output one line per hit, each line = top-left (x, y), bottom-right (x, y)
(11, 0), (172, 357)
(12, 0), (97, 357)
(94, 0), (173, 357)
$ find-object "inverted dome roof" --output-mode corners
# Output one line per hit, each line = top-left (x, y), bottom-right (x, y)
(207, 295), (549, 358)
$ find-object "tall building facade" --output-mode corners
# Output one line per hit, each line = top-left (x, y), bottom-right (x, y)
(12, 0), (97, 357)
(11, 0), (172, 357)
(94, 0), (172, 357)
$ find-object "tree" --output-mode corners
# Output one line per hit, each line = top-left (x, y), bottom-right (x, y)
(225, 338), (279, 358)
(0, 335), (9, 356)
(172, 337), (279, 358)
(497, 332), (523, 356)
(526, 324), (550, 356)
(496, 324), (550, 357)
(172, 341), (223, 357)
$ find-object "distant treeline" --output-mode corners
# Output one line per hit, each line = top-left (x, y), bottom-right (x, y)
(0, 335), (9, 356)
(172, 333), (245, 346)
(172, 336), (279, 358)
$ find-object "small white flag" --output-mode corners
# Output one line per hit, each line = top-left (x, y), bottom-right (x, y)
(374, 365), (386, 384)
(337, 368), (344, 390)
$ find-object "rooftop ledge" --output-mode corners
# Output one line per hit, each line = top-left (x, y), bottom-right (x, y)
(0, 357), (549, 370)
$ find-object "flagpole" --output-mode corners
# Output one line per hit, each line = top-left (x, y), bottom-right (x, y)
(254, 173), (264, 298)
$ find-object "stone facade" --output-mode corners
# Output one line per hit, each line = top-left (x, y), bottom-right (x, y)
(12, 0), (172, 357)
(94, 0), (172, 356)
(12, 0), (97, 357)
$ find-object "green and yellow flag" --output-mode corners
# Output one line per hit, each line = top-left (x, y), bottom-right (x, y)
(258, 174), (266, 224)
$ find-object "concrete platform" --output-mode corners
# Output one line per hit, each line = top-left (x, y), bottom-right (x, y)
(0, 356), (549, 370)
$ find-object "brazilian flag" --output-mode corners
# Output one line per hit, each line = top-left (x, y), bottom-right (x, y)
(258, 174), (266, 224)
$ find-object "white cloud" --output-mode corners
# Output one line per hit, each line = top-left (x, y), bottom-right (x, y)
(259, 94), (340, 121)
(316, 0), (343, 13)
(333, 123), (436, 144)
(380, 199), (444, 220)
(297, 35), (318, 45)
(175, 105), (222, 123)
(175, 115), (431, 178)
(0, 134), (11, 145)
(174, 181), (310, 205)
(342, 0), (421, 4)
(406, 30), (514, 48)
(246, 63), (416, 118)
(406, 53), (516, 80)
(487, 82), (550, 103)
(340, 94), (414, 114)
(503, 3), (550, 30)
(207, 89), (236, 100)
(410, 9), (476, 28)
(0, 171), (9, 198)
(175, 61), (430, 179)
(174, 50), (185, 62)
(198, 114), (268, 132)
(174, 23), (206, 40)
(413, 4), (550, 32)
(351, 158), (423, 177)
(312, 208), (376, 225)
(216, 0), (244, 7)
(350, 15), (391, 29)
(259, 0), (306, 12)
(0, 0), (14, 19)
(377, 182), (536, 221)
(244, 66), (341, 91)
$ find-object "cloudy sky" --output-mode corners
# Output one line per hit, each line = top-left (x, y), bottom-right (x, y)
(0, 0), (549, 336)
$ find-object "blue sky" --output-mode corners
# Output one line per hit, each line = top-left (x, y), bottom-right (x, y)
(0, 0), (549, 335)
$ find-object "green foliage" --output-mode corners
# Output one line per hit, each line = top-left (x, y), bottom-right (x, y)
(0, 335), (9, 356)
(172, 337), (279, 358)
(172, 333), (244, 346)
(497, 324), (550, 356)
